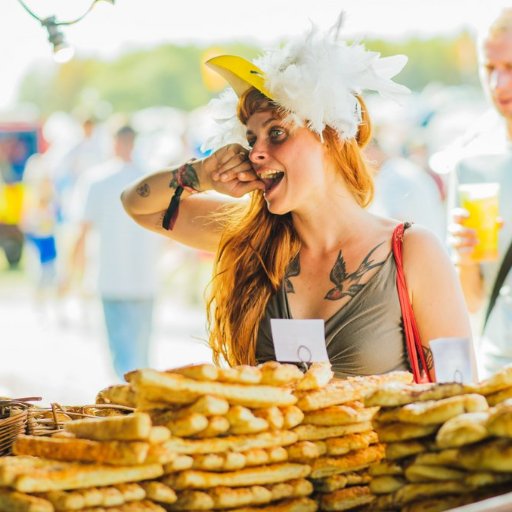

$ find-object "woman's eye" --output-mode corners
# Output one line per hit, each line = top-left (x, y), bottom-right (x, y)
(269, 127), (285, 140)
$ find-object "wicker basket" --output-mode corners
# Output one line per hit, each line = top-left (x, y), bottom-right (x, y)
(0, 398), (133, 456)
(0, 399), (33, 456)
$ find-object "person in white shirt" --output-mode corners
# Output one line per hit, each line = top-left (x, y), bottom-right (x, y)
(72, 125), (162, 379)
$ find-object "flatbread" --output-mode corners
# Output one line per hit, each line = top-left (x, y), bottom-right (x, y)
(64, 413), (151, 441)
(287, 441), (327, 462)
(404, 464), (467, 483)
(163, 462), (311, 490)
(218, 366), (263, 385)
(259, 362), (304, 387)
(374, 422), (438, 443)
(309, 445), (385, 479)
(311, 472), (371, 493)
(0, 488), (53, 512)
(160, 430), (298, 454)
(370, 475), (406, 494)
(140, 481), (177, 504)
(486, 401), (512, 438)
(435, 412), (490, 449)
(364, 382), (469, 408)
(369, 461), (404, 477)
(325, 431), (378, 456)
(219, 497), (318, 512)
(469, 365), (512, 395)
(293, 422), (372, 441)
(486, 386), (512, 406)
(96, 384), (136, 408)
(375, 394), (488, 425)
(295, 363), (334, 391)
(169, 479), (313, 510)
(385, 439), (434, 460)
(129, 369), (297, 408)
(13, 435), (149, 466)
(302, 405), (378, 426)
(318, 485), (375, 511)
(13, 463), (163, 493)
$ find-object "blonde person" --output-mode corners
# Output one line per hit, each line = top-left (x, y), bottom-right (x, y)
(122, 20), (471, 380)
(447, 8), (512, 378)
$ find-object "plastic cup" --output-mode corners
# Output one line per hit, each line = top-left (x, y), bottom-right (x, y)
(459, 182), (500, 262)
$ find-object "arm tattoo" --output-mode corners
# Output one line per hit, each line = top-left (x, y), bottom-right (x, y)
(422, 345), (434, 371)
(170, 162), (200, 191)
(136, 183), (150, 197)
(285, 255), (301, 293)
(325, 242), (386, 301)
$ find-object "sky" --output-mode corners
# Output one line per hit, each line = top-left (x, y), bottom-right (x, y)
(2, 0), (512, 111)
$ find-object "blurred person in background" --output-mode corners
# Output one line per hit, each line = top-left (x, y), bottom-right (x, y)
(21, 150), (60, 317)
(366, 132), (446, 241)
(68, 124), (163, 380)
(448, 8), (512, 378)
(55, 117), (108, 222)
(122, 23), (471, 380)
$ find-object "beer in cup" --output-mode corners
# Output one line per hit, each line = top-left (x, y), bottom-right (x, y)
(458, 182), (500, 262)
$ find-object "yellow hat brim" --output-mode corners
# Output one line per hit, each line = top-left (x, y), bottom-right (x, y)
(205, 55), (273, 99)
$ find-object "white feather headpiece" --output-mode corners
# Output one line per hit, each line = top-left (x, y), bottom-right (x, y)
(203, 18), (410, 152)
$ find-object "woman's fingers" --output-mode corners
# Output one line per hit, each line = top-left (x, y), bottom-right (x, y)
(214, 144), (249, 166)
(232, 179), (265, 196)
(212, 158), (253, 182)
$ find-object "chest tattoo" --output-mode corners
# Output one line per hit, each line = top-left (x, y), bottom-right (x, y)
(325, 242), (386, 301)
(285, 255), (301, 293)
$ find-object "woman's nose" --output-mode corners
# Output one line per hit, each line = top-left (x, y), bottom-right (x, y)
(249, 144), (268, 163)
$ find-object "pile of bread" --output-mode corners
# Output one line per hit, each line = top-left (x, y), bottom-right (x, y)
(3, 362), (512, 512)
(288, 371), (412, 511)
(0, 362), (405, 512)
(365, 365), (512, 511)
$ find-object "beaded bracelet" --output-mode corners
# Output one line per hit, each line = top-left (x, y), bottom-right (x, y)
(162, 160), (198, 230)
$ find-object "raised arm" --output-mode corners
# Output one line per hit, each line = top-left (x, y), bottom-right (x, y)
(403, 225), (474, 381)
(121, 144), (264, 253)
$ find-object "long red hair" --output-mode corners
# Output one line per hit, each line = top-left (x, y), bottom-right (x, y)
(206, 88), (373, 366)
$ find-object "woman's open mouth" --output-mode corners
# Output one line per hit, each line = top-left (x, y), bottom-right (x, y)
(259, 170), (285, 193)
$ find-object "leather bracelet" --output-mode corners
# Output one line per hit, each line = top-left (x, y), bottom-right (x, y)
(162, 160), (198, 231)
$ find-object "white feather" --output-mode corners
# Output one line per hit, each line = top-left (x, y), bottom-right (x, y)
(204, 18), (409, 151)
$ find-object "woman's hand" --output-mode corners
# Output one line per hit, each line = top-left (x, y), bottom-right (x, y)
(201, 144), (265, 197)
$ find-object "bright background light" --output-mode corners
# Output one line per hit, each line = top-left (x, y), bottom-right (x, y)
(2, 0), (512, 109)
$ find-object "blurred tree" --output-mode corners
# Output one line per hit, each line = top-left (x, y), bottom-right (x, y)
(367, 32), (479, 90)
(18, 35), (478, 116)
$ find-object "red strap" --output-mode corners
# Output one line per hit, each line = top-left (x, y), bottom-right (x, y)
(392, 223), (433, 383)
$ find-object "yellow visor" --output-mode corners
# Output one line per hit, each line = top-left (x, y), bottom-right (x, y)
(205, 55), (273, 99)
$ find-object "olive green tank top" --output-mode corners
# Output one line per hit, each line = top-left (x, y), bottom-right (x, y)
(255, 252), (409, 378)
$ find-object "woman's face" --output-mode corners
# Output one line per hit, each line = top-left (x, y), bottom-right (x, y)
(245, 109), (327, 215)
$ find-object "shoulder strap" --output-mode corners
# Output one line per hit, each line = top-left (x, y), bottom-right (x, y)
(483, 238), (512, 331)
(392, 222), (432, 383)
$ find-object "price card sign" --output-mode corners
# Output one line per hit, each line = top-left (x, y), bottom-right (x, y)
(270, 319), (329, 363)
(429, 337), (478, 384)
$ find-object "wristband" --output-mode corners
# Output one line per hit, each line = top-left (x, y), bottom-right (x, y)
(162, 160), (198, 230)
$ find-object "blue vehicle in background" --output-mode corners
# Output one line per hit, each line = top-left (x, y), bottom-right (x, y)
(0, 123), (42, 268)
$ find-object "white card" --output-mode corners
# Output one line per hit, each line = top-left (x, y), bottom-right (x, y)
(270, 319), (329, 363)
(429, 337), (477, 384)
